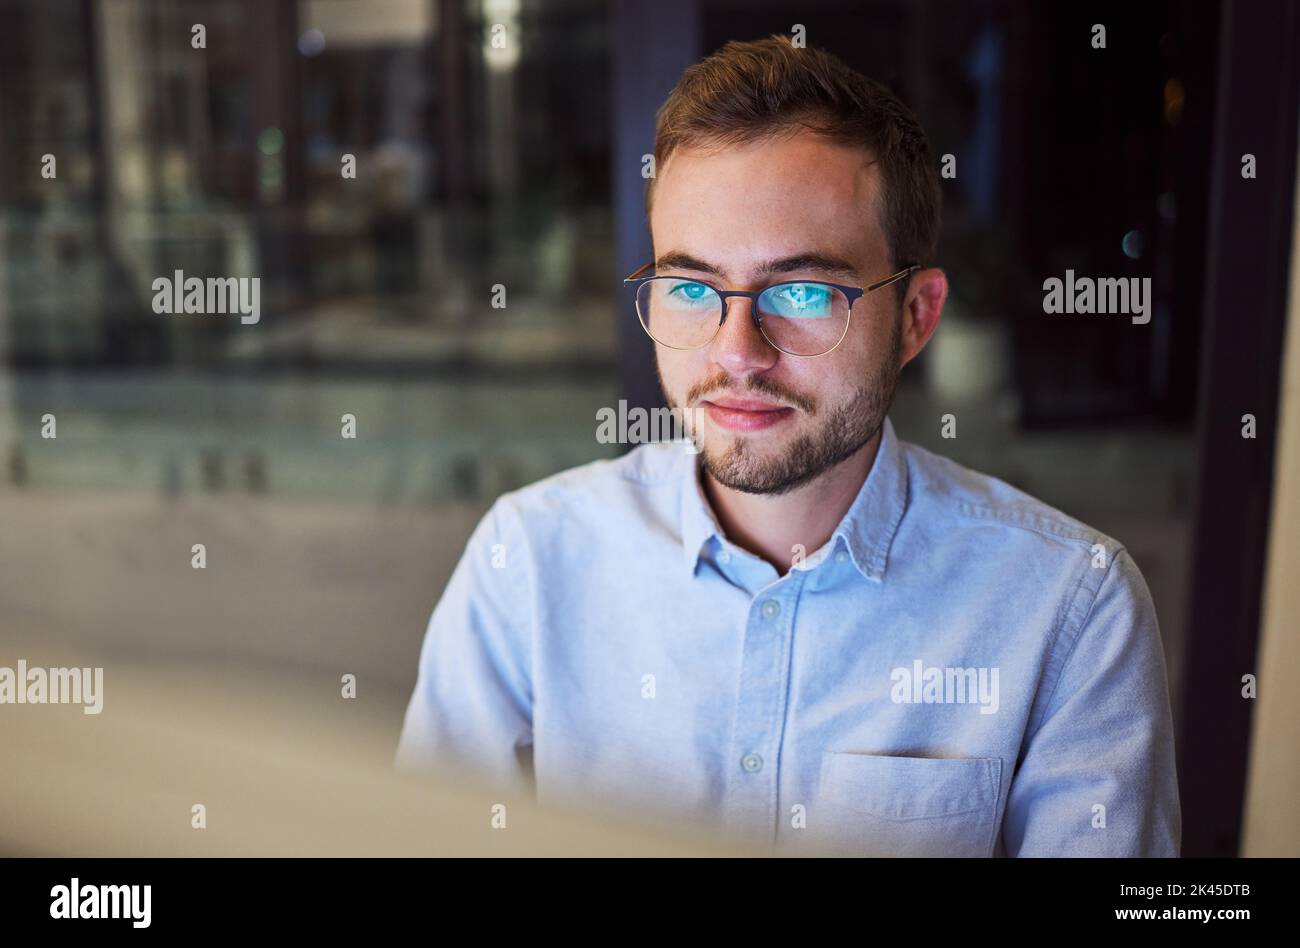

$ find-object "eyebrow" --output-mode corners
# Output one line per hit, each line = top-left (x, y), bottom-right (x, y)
(654, 251), (860, 282)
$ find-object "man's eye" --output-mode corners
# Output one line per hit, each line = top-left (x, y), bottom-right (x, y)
(668, 281), (712, 303)
(764, 283), (834, 315)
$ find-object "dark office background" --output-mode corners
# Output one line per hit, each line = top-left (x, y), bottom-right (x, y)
(0, 0), (1296, 857)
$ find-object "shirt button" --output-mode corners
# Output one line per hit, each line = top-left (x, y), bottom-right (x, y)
(741, 753), (763, 773)
(761, 599), (780, 619)
(835, 550), (849, 564)
(717, 548), (731, 563)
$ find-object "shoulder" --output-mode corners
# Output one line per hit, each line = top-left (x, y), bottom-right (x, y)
(895, 436), (1159, 682)
(897, 436), (1125, 559)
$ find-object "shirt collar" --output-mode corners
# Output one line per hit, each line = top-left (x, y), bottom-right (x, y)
(679, 414), (909, 582)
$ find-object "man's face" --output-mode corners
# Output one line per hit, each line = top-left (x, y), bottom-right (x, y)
(650, 132), (904, 496)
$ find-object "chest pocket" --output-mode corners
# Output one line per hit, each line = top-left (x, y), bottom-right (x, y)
(814, 752), (1003, 857)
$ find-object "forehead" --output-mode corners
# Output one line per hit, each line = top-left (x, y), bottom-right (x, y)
(650, 132), (885, 274)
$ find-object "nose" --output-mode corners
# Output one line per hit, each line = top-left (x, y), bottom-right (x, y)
(708, 293), (779, 376)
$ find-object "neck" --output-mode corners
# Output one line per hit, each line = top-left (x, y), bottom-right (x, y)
(701, 428), (883, 575)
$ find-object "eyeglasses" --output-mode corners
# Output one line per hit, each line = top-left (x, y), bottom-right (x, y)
(623, 262), (920, 357)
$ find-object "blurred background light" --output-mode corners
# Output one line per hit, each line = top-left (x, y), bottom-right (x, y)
(257, 126), (285, 156)
(1164, 77), (1186, 125)
(297, 27), (326, 57)
(1123, 229), (1145, 259)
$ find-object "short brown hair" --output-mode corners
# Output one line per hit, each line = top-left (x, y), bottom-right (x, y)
(646, 34), (941, 274)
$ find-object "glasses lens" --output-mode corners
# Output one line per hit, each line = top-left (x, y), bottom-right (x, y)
(637, 277), (722, 349)
(756, 282), (851, 355)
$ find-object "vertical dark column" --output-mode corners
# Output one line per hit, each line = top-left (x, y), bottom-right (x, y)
(1178, 0), (1300, 857)
(611, 0), (701, 423)
(247, 0), (306, 313)
(439, 0), (468, 201)
(438, 0), (470, 298)
(0, 4), (20, 207)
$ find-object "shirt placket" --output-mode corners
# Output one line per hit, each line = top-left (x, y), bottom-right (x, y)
(721, 566), (806, 849)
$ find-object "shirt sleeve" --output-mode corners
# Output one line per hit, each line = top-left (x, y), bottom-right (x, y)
(394, 496), (535, 796)
(1002, 547), (1181, 856)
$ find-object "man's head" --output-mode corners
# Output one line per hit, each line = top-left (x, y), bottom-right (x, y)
(646, 35), (947, 495)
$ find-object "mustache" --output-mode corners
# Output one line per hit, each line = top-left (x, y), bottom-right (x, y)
(687, 373), (816, 414)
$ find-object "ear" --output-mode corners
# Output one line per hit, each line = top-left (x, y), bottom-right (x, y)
(898, 267), (948, 368)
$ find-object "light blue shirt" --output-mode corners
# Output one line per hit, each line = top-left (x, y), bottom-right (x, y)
(396, 415), (1181, 856)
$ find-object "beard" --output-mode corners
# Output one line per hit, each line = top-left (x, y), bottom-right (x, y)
(660, 316), (902, 496)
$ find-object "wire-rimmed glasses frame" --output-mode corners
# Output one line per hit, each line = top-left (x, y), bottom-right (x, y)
(623, 262), (921, 357)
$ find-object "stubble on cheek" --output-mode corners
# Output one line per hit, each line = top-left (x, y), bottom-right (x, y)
(655, 314), (903, 496)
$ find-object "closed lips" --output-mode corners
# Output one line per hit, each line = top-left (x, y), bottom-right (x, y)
(705, 399), (789, 411)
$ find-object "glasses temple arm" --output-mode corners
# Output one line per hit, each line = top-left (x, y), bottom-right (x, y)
(864, 264), (921, 293)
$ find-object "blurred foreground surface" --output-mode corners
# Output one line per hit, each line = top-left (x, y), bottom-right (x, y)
(0, 631), (754, 857)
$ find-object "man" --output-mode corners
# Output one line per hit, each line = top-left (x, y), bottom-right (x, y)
(397, 35), (1180, 857)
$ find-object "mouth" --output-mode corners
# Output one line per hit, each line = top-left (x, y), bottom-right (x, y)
(701, 398), (796, 432)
